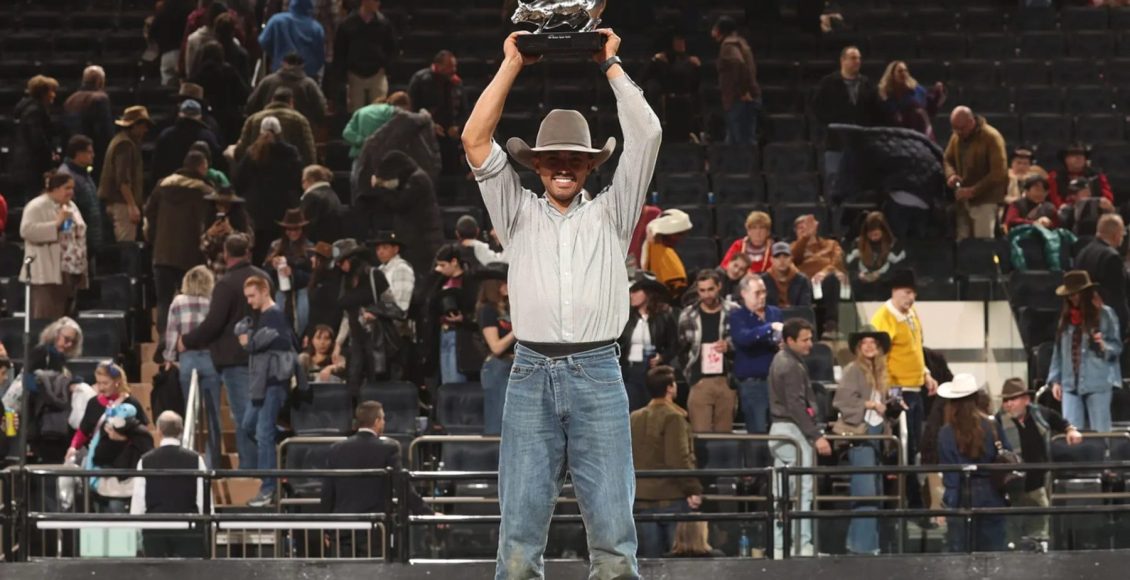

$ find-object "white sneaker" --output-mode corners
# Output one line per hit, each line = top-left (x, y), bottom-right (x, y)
(772, 548), (783, 560)
(797, 544), (816, 557)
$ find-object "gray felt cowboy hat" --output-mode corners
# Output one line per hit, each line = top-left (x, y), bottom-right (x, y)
(506, 109), (616, 171)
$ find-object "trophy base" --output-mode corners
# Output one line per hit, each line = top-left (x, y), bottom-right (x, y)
(517, 31), (606, 56)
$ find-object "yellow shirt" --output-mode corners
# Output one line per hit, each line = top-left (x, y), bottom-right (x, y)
(870, 301), (926, 390)
(645, 241), (688, 296)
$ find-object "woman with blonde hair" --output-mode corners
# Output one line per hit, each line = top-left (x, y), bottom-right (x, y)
(164, 264), (223, 467)
(877, 61), (945, 141)
(666, 521), (723, 557)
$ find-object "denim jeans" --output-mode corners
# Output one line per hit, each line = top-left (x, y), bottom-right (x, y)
(241, 384), (287, 493)
(823, 150), (843, 201)
(738, 378), (770, 434)
(635, 500), (688, 558)
(220, 365), (255, 469)
(770, 421), (813, 553)
(440, 329), (467, 385)
(481, 355), (513, 436)
(276, 288), (309, 338)
(179, 350), (223, 469)
(496, 343), (638, 580)
(1061, 388), (1113, 432)
(622, 361), (651, 413)
(846, 424), (884, 555)
(946, 514), (1006, 552)
(724, 100), (760, 146)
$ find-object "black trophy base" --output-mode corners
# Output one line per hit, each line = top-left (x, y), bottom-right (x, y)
(516, 31), (606, 56)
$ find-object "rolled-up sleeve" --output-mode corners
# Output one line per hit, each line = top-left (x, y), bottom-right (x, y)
(602, 74), (663, 242)
(470, 141), (530, 247)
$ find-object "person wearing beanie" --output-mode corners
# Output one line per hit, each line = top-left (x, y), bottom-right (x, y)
(232, 87), (316, 166)
(233, 114), (302, 264)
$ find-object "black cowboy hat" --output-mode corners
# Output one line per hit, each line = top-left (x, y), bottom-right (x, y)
(888, 268), (917, 291)
(630, 271), (668, 295)
(849, 327), (892, 355)
(369, 230), (404, 247)
(1058, 142), (1091, 162)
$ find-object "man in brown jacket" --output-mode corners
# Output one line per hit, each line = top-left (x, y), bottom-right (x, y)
(630, 365), (703, 558)
(790, 214), (846, 337)
(231, 87), (317, 166)
(944, 106), (1008, 240)
(712, 16), (760, 146)
(98, 106), (153, 242)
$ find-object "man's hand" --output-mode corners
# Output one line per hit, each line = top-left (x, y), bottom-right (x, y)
(317, 366), (337, 382)
(1036, 216), (1052, 228)
(1052, 382), (1063, 401)
(955, 187), (974, 201)
(648, 354), (663, 368)
(688, 56), (702, 67)
(812, 271), (827, 285)
(712, 340), (728, 353)
(592, 28), (622, 66)
(503, 31), (541, 67)
(686, 494), (703, 510)
(947, 174), (962, 189)
(815, 437), (832, 456)
(925, 374), (938, 396)
(238, 334), (249, 347)
(443, 312), (464, 325)
(1066, 427), (1084, 446)
(128, 204), (141, 225)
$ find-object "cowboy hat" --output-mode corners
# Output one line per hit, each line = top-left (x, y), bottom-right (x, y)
(312, 242), (333, 260)
(331, 238), (364, 267)
(115, 105), (154, 127)
(1000, 378), (1036, 401)
(649, 209), (693, 236)
(505, 109), (616, 171)
(630, 271), (668, 295)
(1056, 270), (1098, 296)
(1058, 142), (1091, 162)
(889, 268), (917, 291)
(276, 208), (309, 228)
(370, 230), (404, 247)
(937, 373), (981, 399)
(848, 327), (891, 355)
(176, 82), (206, 103)
(203, 186), (246, 204)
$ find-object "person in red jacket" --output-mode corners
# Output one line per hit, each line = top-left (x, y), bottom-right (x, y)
(721, 210), (772, 273)
(1048, 143), (1113, 208)
(1004, 175), (1058, 232)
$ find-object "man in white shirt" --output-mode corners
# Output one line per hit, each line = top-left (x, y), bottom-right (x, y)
(373, 230), (414, 312)
(455, 214), (506, 265)
(130, 411), (207, 557)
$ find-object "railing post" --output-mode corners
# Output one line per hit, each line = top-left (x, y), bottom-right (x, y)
(780, 465), (791, 559)
(398, 469), (411, 563)
(202, 469), (213, 560)
(1, 470), (11, 562)
(764, 467), (775, 559)
(962, 469), (974, 554)
(20, 468), (31, 562)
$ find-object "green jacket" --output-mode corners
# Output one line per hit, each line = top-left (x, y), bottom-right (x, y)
(343, 103), (397, 158)
(1008, 224), (1076, 272)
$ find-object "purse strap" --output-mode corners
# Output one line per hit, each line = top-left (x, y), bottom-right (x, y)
(989, 416), (1005, 453)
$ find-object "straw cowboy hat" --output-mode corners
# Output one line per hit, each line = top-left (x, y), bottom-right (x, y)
(937, 373), (981, 399)
(1056, 270), (1098, 296)
(506, 109), (616, 171)
(115, 105), (153, 128)
(275, 208), (310, 228)
(203, 186), (246, 204)
(648, 208), (693, 236)
(312, 242), (333, 260)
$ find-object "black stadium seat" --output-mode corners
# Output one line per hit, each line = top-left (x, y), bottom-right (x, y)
(712, 174), (766, 204)
(657, 173), (709, 205)
(805, 343), (835, 383)
(290, 382), (353, 436)
(708, 143), (760, 176)
(435, 382), (485, 435)
(360, 381), (419, 435)
(766, 172), (821, 204)
(762, 142), (816, 174)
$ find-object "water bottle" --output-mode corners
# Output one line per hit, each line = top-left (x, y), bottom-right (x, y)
(707, 191), (716, 206)
(3, 407), (15, 437)
(277, 257), (291, 291)
(738, 529), (751, 557)
(650, 191), (659, 205)
(61, 217), (74, 233)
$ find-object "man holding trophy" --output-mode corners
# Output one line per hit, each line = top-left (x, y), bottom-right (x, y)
(462, 6), (661, 578)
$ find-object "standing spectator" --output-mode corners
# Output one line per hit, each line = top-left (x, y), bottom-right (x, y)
(20, 171), (87, 320)
(99, 106), (153, 242)
(731, 275), (783, 434)
(944, 106), (1008, 240)
(259, 0), (325, 79)
(56, 135), (105, 254)
(1048, 270), (1121, 432)
(877, 61), (945, 141)
(716, 253), (751, 302)
(1075, 215), (1128, 338)
(936, 374), (1008, 552)
(190, 140), (230, 188)
(246, 54), (327, 125)
(337, 243), (390, 394)
(357, 99), (441, 182)
(184, 2), (228, 80)
(1048, 143), (1114, 208)
(12, 75), (60, 206)
(299, 165), (343, 243)
(305, 242), (341, 340)
(721, 210), (773, 273)
(618, 272), (680, 413)
(334, 0), (399, 113)
(180, 2), (248, 79)
(408, 50), (467, 174)
(643, 208), (693, 300)
(762, 242), (814, 309)
(870, 268), (936, 510)
(996, 378), (1083, 544)
(678, 269), (737, 433)
(711, 16), (760, 145)
(176, 82), (225, 140)
(427, 244), (477, 385)
(477, 263), (514, 434)
(639, 31), (702, 142)
(181, 234), (270, 471)
(130, 411), (207, 557)
(145, 150), (213, 334)
(263, 209), (315, 336)
(456, 215), (506, 266)
(200, 187), (254, 277)
(1003, 175), (1058, 232)
(769, 318), (832, 557)
(153, 99), (224, 182)
(163, 265), (223, 468)
(811, 46), (878, 196)
(61, 66), (115, 175)
(190, 41), (252, 145)
(237, 275), (300, 506)
(833, 329), (895, 555)
(631, 365), (703, 558)
(152, 0), (197, 86)
(355, 151), (443, 275)
(373, 231), (414, 313)
(343, 91), (411, 179)
(214, 13), (251, 82)
(1006, 146), (1045, 206)
(233, 116), (303, 264)
(791, 214), (846, 336)
(844, 211), (907, 302)
(233, 88), (317, 166)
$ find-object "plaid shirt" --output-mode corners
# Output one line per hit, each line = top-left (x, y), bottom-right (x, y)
(164, 294), (211, 362)
(379, 254), (415, 312)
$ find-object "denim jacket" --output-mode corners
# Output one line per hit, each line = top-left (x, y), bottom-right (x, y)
(1048, 305), (1122, 396)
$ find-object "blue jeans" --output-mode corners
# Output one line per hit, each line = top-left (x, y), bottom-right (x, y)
(738, 377), (770, 434)
(241, 384), (287, 493)
(481, 355), (512, 436)
(179, 350), (223, 469)
(276, 288), (309, 338)
(846, 424), (884, 555)
(636, 500), (688, 558)
(1061, 388), (1113, 432)
(724, 100), (760, 145)
(946, 515), (1006, 552)
(823, 150), (843, 201)
(622, 361), (651, 413)
(440, 329), (467, 385)
(496, 343), (638, 580)
(220, 365), (255, 470)
(770, 421), (813, 553)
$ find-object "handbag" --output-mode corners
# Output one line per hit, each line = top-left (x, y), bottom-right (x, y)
(830, 417), (869, 437)
(989, 419), (1025, 493)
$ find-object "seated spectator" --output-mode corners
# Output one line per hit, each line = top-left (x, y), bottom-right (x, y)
(233, 88), (317, 167)
(716, 252), (751, 303)
(731, 275), (783, 435)
(790, 214), (846, 336)
(639, 31), (703, 142)
(643, 208), (694, 300)
(130, 411), (207, 558)
(1048, 143), (1113, 208)
(631, 365), (702, 558)
(153, 99), (223, 182)
(1004, 175), (1058, 232)
(1058, 177), (1116, 237)
(845, 211), (907, 302)
(305, 242), (341, 341)
(21, 170), (88, 321)
(298, 324), (345, 383)
(1006, 146), (1045, 206)
(721, 210), (773, 273)
(343, 91), (412, 177)
(299, 165), (344, 244)
(258, 0), (325, 80)
(456, 215), (506, 266)
(877, 60), (945, 141)
(264, 209), (315, 335)
(761, 242), (813, 309)
(408, 50), (468, 174)
(428, 244), (478, 385)
(618, 272), (680, 413)
(233, 116), (303, 264)
(200, 186), (254, 277)
(246, 54), (327, 124)
(666, 522), (723, 558)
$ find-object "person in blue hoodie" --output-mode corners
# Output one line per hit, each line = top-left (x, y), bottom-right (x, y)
(729, 274), (783, 434)
(259, 0), (326, 80)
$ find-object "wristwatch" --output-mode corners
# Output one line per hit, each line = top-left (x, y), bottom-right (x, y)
(599, 56), (622, 75)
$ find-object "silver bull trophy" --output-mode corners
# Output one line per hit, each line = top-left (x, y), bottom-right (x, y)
(512, 0), (608, 56)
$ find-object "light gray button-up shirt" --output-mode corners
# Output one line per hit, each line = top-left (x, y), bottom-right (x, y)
(470, 73), (662, 343)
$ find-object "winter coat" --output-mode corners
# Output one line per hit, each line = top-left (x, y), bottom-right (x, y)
(190, 61), (252, 145)
(811, 72), (879, 150)
(1048, 304), (1122, 397)
(353, 152), (443, 275)
(12, 97), (57, 202)
(259, 0), (326, 79)
(830, 124), (946, 208)
(57, 159), (105, 252)
(233, 141), (304, 238)
(357, 110), (441, 182)
(144, 171), (212, 271)
(943, 115), (1009, 205)
(246, 65), (328, 124)
(152, 117), (224, 182)
(332, 9), (399, 81)
(1007, 224), (1075, 272)
(617, 308), (680, 367)
(235, 102), (317, 166)
(299, 182), (344, 243)
(19, 192), (88, 287)
(61, 86), (115, 163)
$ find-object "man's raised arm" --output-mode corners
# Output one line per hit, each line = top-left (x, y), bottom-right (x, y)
(462, 32), (539, 168)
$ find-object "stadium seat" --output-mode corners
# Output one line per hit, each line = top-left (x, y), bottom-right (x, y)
(1016, 306), (1059, 349)
(1001, 60), (1051, 86)
(77, 310), (128, 358)
(360, 381), (419, 435)
(1065, 86), (1114, 115)
(805, 343), (835, 383)
(284, 439), (336, 498)
(1062, 6), (1111, 30)
(765, 114), (807, 142)
(94, 242), (148, 279)
(766, 172), (821, 204)
(440, 206), (484, 240)
(290, 382), (353, 436)
(772, 204), (825, 239)
(1015, 86), (1063, 114)
(1021, 113), (1073, 151)
(1066, 31), (1117, 59)
(780, 306), (816, 326)
(714, 203), (768, 239)
(1015, 8), (1058, 32)
(441, 441), (499, 472)
(1088, 142), (1130, 173)
(67, 357), (103, 385)
(1019, 32), (1066, 58)
(957, 85), (1013, 114)
(656, 173), (709, 205)
(983, 113), (1020, 143)
(1052, 58), (1104, 86)
(760, 86), (800, 114)
(712, 174), (766, 204)
(1075, 114), (1124, 143)
(656, 143), (706, 174)
(917, 33), (967, 60)
(967, 33), (1014, 60)
(669, 205), (714, 238)
(435, 382), (485, 435)
(708, 144), (760, 175)
(1008, 270), (1064, 311)
(678, 237), (720, 274)
(948, 59), (998, 87)
(903, 238), (956, 283)
(762, 142), (816, 174)
(0, 317), (50, 361)
(0, 242), (22, 278)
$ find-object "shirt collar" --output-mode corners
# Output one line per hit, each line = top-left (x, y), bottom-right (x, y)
(542, 190), (588, 217)
(302, 181), (330, 196)
(358, 428), (380, 437)
(884, 300), (915, 322)
(647, 398), (687, 416)
(159, 438), (182, 447)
